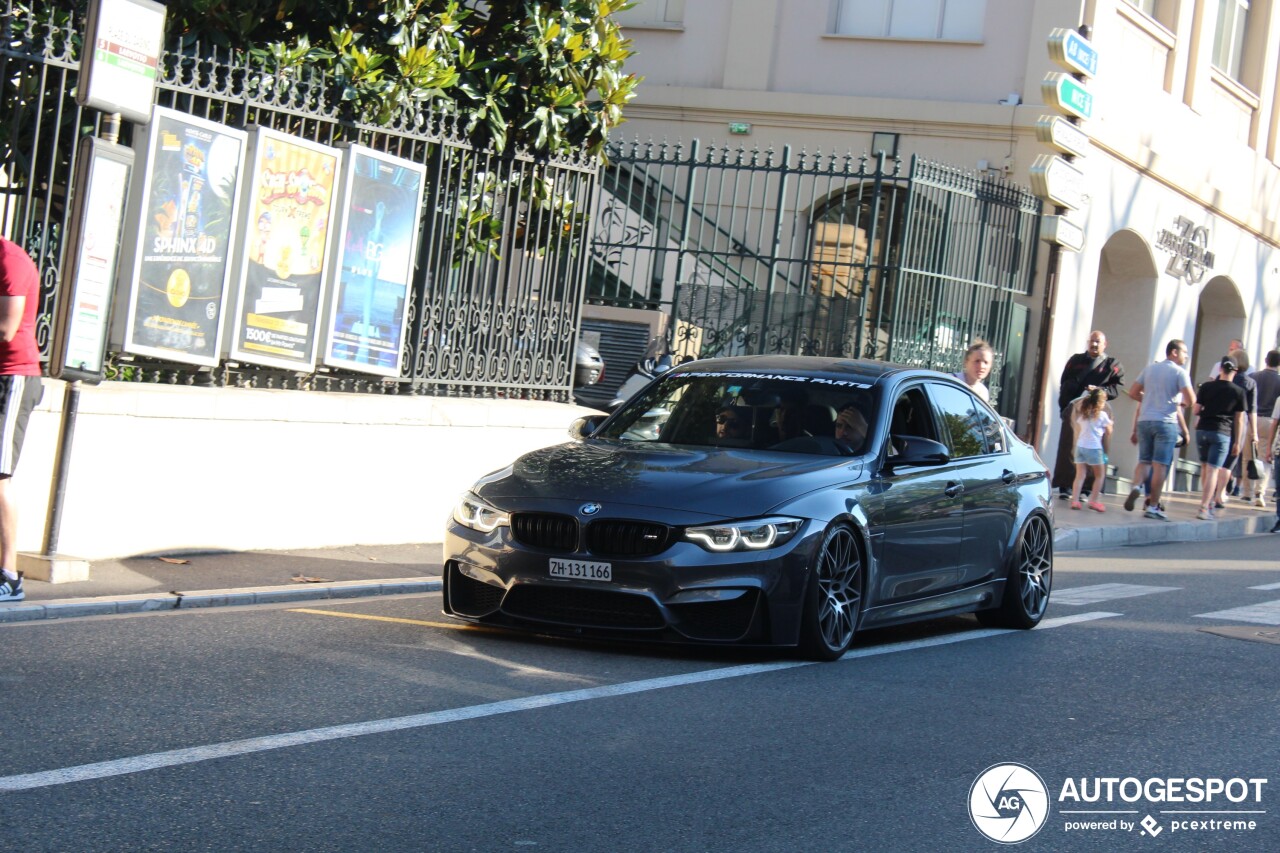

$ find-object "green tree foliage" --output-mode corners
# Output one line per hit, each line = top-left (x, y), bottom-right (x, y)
(14, 0), (640, 157)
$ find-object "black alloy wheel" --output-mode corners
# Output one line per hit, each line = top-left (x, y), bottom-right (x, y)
(977, 514), (1053, 629)
(798, 524), (863, 661)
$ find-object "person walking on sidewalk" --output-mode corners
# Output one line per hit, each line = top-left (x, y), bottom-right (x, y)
(0, 238), (44, 603)
(1052, 331), (1124, 499)
(1248, 350), (1280, 507)
(1125, 339), (1195, 521)
(1213, 347), (1257, 509)
(953, 340), (993, 403)
(1193, 357), (1247, 521)
(1069, 388), (1112, 512)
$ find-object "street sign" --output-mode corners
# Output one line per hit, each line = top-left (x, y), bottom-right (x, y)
(1042, 73), (1093, 120)
(1030, 154), (1087, 211)
(1048, 28), (1098, 78)
(1035, 116), (1091, 158)
(78, 0), (167, 125)
(1042, 214), (1085, 252)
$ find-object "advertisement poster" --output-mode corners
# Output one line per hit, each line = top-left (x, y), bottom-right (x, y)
(229, 128), (341, 371)
(56, 142), (132, 380)
(323, 146), (426, 377)
(122, 108), (247, 366)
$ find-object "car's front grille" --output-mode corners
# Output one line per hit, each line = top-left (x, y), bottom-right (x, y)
(510, 512), (578, 551)
(447, 564), (505, 617)
(669, 591), (761, 642)
(502, 584), (664, 629)
(586, 520), (671, 557)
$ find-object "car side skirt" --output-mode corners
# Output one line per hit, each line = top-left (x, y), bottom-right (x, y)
(859, 578), (1005, 630)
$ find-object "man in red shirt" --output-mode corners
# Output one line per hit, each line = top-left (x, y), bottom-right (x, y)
(0, 238), (44, 602)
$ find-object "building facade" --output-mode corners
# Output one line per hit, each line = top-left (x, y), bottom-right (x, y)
(607, 0), (1280, 480)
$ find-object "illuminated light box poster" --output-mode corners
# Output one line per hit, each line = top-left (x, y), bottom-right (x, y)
(229, 127), (341, 370)
(322, 145), (426, 377)
(122, 108), (247, 366)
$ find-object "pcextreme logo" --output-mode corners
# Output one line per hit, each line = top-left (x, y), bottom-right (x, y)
(969, 764), (1269, 844)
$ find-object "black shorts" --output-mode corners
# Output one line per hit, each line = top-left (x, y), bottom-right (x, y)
(0, 375), (43, 477)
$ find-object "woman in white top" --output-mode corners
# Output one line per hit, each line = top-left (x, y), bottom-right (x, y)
(953, 340), (993, 402)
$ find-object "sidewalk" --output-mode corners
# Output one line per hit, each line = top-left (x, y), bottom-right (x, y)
(1, 494), (1276, 624)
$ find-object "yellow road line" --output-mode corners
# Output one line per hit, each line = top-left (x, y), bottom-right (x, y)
(289, 607), (490, 631)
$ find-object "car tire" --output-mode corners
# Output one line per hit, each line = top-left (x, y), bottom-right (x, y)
(977, 513), (1053, 629)
(798, 523), (864, 661)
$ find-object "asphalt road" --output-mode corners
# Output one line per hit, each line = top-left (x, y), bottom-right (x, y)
(1, 536), (1277, 852)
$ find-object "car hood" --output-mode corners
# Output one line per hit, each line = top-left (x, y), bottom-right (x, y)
(473, 440), (863, 518)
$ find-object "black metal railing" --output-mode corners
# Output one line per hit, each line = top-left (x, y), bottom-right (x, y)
(587, 140), (1042, 413)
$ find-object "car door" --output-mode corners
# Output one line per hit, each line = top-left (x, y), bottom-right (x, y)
(866, 384), (966, 605)
(926, 381), (1018, 585)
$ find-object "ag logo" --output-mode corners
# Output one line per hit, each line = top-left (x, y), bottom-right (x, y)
(969, 763), (1050, 844)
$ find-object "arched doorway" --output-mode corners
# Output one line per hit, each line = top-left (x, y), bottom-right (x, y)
(1090, 230), (1159, 485)
(1191, 275), (1245, 385)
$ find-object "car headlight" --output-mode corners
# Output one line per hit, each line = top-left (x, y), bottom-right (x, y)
(452, 493), (510, 533)
(683, 517), (803, 552)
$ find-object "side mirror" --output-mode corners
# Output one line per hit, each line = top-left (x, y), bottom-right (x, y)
(886, 435), (951, 468)
(569, 414), (608, 440)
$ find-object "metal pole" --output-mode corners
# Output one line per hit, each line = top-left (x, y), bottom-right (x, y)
(41, 381), (80, 556)
(1027, 24), (1091, 447)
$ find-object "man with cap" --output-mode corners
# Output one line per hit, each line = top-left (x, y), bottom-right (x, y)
(1194, 357), (1248, 520)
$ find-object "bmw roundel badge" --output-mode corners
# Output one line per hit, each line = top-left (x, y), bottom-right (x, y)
(580, 502), (602, 516)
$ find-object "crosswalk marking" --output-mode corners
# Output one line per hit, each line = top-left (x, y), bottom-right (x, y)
(1194, 599), (1280, 626)
(1052, 583), (1180, 606)
(1248, 581), (1280, 591)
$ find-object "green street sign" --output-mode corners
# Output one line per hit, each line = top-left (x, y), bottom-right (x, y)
(1042, 73), (1093, 121)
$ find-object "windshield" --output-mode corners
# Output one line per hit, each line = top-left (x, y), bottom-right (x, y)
(598, 371), (876, 456)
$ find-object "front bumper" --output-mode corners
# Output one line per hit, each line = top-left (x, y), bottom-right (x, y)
(442, 519), (821, 647)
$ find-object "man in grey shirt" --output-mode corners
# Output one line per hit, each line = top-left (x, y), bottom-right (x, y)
(1125, 339), (1196, 520)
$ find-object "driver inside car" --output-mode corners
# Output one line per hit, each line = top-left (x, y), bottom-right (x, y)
(834, 403), (869, 452)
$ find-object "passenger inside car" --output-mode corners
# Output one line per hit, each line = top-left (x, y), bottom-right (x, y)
(714, 405), (752, 445)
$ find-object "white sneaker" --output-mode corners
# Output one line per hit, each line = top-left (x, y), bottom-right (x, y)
(1254, 496), (1267, 508)
(1144, 506), (1169, 521)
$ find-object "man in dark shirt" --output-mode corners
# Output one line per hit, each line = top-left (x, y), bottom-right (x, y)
(1248, 350), (1280, 507)
(1216, 347), (1257, 507)
(1194, 358), (1247, 520)
(1052, 331), (1124, 497)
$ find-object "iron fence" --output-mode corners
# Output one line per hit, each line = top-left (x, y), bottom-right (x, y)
(0, 2), (597, 400)
(588, 139), (1041, 412)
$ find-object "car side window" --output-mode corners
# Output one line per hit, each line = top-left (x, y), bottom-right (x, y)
(928, 383), (988, 459)
(888, 386), (940, 448)
(972, 400), (1006, 454)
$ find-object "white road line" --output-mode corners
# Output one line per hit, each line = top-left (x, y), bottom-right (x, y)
(0, 611), (1118, 793)
(1051, 583), (1180, 606)
(1194, 599), (1280, 626)
(1248, 582), (1280, 591)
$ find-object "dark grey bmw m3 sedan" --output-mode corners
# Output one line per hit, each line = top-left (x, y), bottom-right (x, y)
(443, 356), (1053, 660)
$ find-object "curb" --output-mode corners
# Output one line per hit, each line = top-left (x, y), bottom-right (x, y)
(0, 577), (442, 625)
(1054, 514), (1276, 553)
(4, 517), (1277, 623)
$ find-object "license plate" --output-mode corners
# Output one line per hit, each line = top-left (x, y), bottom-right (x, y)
(549, 558), (612, 582)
